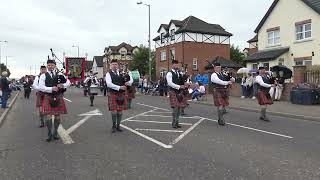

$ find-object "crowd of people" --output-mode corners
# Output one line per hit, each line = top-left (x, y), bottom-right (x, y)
(240, 71), (285, 101)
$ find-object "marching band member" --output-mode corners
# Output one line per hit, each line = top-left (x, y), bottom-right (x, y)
(38, 59), (70, 142)
(255, 66), (274, 121)
(211, 63), (235, 126)
(32, 65), (47, 128)
(105, 59), (132, 133)
(84, 71), (99, 106)
(166, 60), (187, 129)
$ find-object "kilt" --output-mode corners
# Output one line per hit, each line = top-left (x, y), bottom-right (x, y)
(169, 90), (187, 108)
(40, 94), (67, 115)
(127, 87), (136, 100)
(257, 90), (273, 105)
(108, 92), (128, 111)
(36, 92), (45, 108)
(213, 88), (229, 107)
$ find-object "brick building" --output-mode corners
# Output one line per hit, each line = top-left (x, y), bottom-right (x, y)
(153, 16), (232, 79)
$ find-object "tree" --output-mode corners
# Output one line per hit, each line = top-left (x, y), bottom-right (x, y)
(131, 45), (156, 80)
(0, 63), (11, 77)
(230, 44), (245, 65)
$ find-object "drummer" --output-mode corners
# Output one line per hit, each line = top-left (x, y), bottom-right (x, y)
(127, 71), (139, 109)
(84, 71), (99, 106)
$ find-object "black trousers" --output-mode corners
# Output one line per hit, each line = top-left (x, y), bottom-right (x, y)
(24, 89), (31, 99)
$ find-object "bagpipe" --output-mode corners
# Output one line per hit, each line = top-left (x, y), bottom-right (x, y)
(119, 63), (133, 93)
(47, 49), (68, 107)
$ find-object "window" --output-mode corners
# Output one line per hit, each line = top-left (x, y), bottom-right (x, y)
(263, 63), (269, 71)
(160, 50), (166, 61)
(295, 60), (312, 66)
(278, 58), (284, 66)
(170, 29), (175, 41)
(161, 33), (165, 43)
(296, 23), (311, 40)
(170, 48), (175, 61)
(192, 58), (198, 70)
(267, 30), (280, 45)
(120, 50), (126, 58)
(252, 64), (258, 70)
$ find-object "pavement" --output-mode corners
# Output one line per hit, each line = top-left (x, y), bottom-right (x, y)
(1, 87), (320, 180)
(189, 94), (320, 122)
(0, 91), (19, 126)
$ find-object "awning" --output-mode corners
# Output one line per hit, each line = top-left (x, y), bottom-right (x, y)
(245, 47), (289, 62)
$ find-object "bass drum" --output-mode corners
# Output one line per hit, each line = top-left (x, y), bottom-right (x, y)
(131, 71), (140, 85)
(89, 84), (99, 96)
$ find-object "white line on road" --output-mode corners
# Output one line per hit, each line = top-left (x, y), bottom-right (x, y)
(140, 115), (199, 119)
(63, 98), (72, 102)
(121, 109), (157, 123)
(136, 103), (170, 111)
(58, 125), (74, 144)
(135, 128), (184, 133)
(204, 118), (293, 139)
(66, 115), (93, 134)
(125, 119), (193, 125)
(170, 118), (205, 145)
(121, 124), (173, 149)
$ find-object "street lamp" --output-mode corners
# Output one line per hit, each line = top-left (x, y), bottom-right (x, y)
(72, 45), (80, 57)
(5, 56), (12, 71)
(137, 1), (151, 81)
(0, 40), (8, 75)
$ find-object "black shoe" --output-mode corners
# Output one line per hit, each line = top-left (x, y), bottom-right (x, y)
(116, 126), (123, 132)
(218, 119), (225, 126)
(90, 104), (93, 106)
(46, 136), (53, 142)
(172, 125), (178, 129)
(112, 127), (116, 133)
(260, 117), (270, 122)
(176, 124), (182, 128)
(39, 122), (45, 128)
(53, 135), (60, 140)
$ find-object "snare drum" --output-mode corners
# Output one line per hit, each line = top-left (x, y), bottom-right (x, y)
(131, 71), (140, 85)
(89, 84), (99, 95)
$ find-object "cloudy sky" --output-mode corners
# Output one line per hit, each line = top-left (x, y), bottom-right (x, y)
(0, 0), (273, 78)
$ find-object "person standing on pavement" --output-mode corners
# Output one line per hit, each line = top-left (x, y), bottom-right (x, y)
(246, 73), (254, 98)
(38, 59), (70, 142)
(32, 65), (47, 128)
(166, 60), (187, 129)
(105, 59), (132, 133)
(1, 71), (10, 109)
(211, 63), (235, 126)
(255, 66), (274, 121)
(274, 71), (285, 101)
(23, 75), (32, 99)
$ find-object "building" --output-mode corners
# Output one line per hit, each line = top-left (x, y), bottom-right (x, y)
(103, 42), (139, 73)
(243, 35), (258, 57)
(85, 61), (93, 73)
(153, 16), (232, 79)
(92, 56), (104, 78)
(245, 0), (320, 70)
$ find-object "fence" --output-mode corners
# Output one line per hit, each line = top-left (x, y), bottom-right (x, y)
(304, 70), (320, 85)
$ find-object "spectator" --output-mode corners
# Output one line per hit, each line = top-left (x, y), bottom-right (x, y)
(194, 73), (202, 84)
(246, 73), (254, 98)
(252, 73), (258, 99)
(192, 83), (206, 101)
(1, 71), (10, 108)
(241, 75), (247, 98)
(143, 77), (148, 94)
(269, 71), (277, 99)
(159, 77), (168, 96)
(202, 74), (209, 86)
(275, 71), (285, 101)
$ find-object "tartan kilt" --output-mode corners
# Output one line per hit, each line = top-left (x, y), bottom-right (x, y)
(36, 92), (45, 108)
(108, 92), (128, 111)
(127, 87), (136, 100)
(257, 90), (273, 105)
(213, 88), (229, 107)
(40, 94), (67, 115)
(169, 90), (187, 108)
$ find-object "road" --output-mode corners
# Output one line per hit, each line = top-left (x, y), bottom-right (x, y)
(0, 87), (320, 180)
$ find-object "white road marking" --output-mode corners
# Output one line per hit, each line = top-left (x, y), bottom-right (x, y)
(125, 119), (192, 125)
(58, 125), (74, 144)
(121, 124), (173, 149)
(135, 128), (184, 133)
(140, 115), (199, 119)
(170, 118), (205, 145)
(136, 103), (170, 111)
(67, 109), (103, 134)
(204, 118), (293, 139)
(148, 111), (172, 114)
(66, 115), (93, 135)
(63, 98), (72, 102)
(121, 109), (157, 123)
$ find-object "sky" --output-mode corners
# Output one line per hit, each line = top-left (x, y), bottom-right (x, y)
(0, 0), (273, 78)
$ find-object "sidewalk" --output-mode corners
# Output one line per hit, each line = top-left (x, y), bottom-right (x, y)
(0, 91), (20, 126)
(191, 95), (320, 122)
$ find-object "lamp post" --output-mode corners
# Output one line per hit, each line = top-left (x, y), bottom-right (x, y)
(72, 45), (80, 57)
(5, 56), (12, 72)
(137, 1), (151, 81)
(0, 40), (8, 76)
